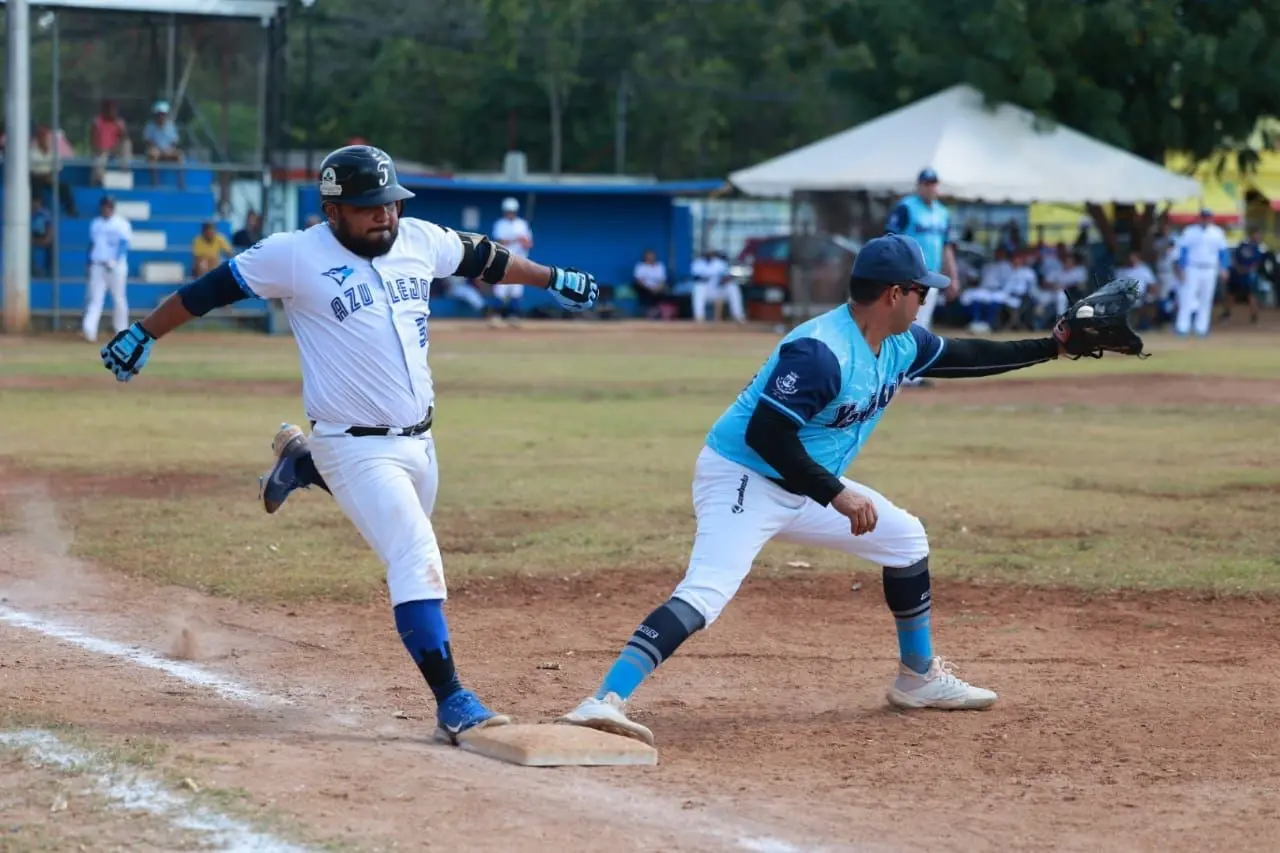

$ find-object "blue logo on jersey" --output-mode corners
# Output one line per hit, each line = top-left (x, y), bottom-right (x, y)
(322, 265), (355, 287)
(829, 371), (906, 428)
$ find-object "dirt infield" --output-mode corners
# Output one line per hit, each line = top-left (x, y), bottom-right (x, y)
(3, 520), (1279, 852)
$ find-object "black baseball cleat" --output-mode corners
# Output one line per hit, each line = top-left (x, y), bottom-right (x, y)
(259, 423), (325, 513)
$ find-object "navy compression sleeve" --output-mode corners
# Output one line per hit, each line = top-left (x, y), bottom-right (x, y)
(745, 404), (846, 505)
(178, 262), (252, 317)
(921, 337), (1058, 378)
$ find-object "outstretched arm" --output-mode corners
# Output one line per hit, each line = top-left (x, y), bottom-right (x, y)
(920, 336), (1064, 379)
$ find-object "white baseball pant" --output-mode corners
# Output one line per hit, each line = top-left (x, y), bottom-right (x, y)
(492, 283), (525, 302)
(671, 447), (929, 626)
(692, 282), (745, 323)
(1175, 266), (1218, 336)
(82, 261), (129, 341)
(914, 285), (940, 331)
(308, 424), (445, 606)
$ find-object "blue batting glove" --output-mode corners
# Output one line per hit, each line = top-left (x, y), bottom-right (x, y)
(100, 322), (155, 382)
(547, 267), (599, 312)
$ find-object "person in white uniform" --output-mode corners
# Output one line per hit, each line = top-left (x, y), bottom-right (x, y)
(488, 197), (534, 326)
(691, 250), (744, 323)
(82, 196), (133, 342)
(98, 145), (599, 744)
(1173, 209), (1229, 337)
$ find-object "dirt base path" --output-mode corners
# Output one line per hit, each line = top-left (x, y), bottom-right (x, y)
(3, 508), (1280, 852)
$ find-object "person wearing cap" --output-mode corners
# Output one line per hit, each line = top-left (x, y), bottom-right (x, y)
(556, 232), (1099, 746)
(488, 197), (534, 326)
(82, 195), (134, 342)
(1172, 208), (1230, 336)
(143, 100), (185, 189)
(885, 168), (959, 334)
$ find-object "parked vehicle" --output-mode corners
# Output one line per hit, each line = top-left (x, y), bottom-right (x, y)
(731, 234), (862, 322)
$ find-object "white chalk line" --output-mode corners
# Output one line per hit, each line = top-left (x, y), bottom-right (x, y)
(0, 602), (841, 852)
(0, 729), (311, 853)
(0, 605), (281, 707)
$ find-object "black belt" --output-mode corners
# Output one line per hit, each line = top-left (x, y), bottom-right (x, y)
(310, 407), (433, 437)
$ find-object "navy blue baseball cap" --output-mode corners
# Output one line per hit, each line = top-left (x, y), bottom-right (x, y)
(917, 168), (939, 183)
(851, 233), (950, 289)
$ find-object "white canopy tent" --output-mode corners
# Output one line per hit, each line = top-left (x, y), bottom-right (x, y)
(729, 84), (1201, 205)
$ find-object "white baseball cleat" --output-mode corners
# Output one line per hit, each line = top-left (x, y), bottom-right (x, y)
(886, 656), (998, 710)
(555, 692), (655, 746)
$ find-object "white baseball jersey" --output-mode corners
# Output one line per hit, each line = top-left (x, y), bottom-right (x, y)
(1176, 223), (1229, 270)
(228, 219), (463, 429)
(691, 256), (728, 287)
(491, 216), (532, 258)
(89, 213), (133, 265)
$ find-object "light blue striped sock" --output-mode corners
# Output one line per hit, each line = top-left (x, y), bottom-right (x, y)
(895, 611), (933, 675)
(595, 646), (656, 701)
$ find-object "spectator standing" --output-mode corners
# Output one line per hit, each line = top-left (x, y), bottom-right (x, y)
(488, 197), (533, 327)
(82, 196), (133, 343)
(144, 101), (185, 189)
(191, 221), (233, 277)
(90, 100), (133, 186)
(232, 210), (264, 252)
(1222, 226), (1264, 324)
(30, 125), (78, 216)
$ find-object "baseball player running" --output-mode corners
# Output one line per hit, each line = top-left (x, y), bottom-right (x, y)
(553, 233), (1145, 746)
(82, 195), (133, 343)
(1173, 208), (1229, 337)
(98, 145), (599, 744)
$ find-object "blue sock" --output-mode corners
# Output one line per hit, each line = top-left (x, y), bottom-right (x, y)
(883, 559), (934, 675)
(596, 598), (705, 701)
(394, 599), (463, 704)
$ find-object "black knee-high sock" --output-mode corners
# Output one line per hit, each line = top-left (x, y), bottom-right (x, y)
(595, 597), (706, 701)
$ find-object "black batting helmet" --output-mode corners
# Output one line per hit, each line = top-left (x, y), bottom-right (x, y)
(317, 145), (415, 207)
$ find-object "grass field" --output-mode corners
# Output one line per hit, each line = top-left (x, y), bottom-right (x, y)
(4, 321), (1280, 853)
(2, 324), (1279, 601)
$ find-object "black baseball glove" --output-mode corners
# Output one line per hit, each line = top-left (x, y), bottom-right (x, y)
(1052, 278), (1149, 359)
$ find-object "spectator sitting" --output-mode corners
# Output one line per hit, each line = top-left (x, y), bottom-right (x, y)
(232, 210), (263, 251)
(90, 100), (133, 186)
(1053, 250), (1090, 305)
(1004, 251), (1038, 329)
(144, 100), (185, 189)
(1029, 253), (1069, 329)
(31, 194), (52, 277)
(191, 221), (232, 277)
(30, 125), (78, 216)
(1222, 227), (1264, 324)
(959, 246), (1014, 333)
(691, 250), (743, 324)
(632, 249), (675, 320)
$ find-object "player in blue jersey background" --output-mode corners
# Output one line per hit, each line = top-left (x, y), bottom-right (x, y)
(885, 168), (959, 333)
(557, 232), (1139, 748)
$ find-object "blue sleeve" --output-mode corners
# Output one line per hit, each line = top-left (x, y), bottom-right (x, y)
(116, 239), (129, 260)
(178, 262), (251, 317)
(1178, 246), (1188, 267)
(757, 337), (842, 425)
(885, 202), (911, 234)
(906, 324), (946, 378)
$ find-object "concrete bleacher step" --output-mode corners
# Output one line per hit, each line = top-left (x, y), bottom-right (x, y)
(102, 170), (134, 191)
(131, 230), (168, 251)
(142, 261), (186, 284)
(115, 199), (150, 220)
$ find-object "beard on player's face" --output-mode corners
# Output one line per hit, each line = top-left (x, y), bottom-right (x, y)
(329, 204), (399, 258)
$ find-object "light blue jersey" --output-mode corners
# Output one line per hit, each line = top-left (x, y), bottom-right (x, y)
(705, 306), (945, 480)
(886, 194), (950, 272)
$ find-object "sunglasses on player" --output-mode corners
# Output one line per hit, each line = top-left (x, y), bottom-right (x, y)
(898, 283), (930, 301)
